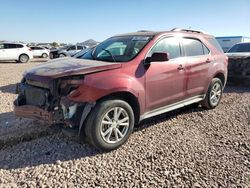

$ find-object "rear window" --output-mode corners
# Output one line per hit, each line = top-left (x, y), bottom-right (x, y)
(208, 38), (224, 53)
(228, 43), (250, 53)
(182, 38), (204, 56)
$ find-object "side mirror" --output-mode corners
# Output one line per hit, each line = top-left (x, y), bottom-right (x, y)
(145, 52), (169, 64)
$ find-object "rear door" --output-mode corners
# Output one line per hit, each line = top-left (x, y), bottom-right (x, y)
(181, 38), (212, 97)
(145, 37), (186, 111)
(34, 47), (44, 56)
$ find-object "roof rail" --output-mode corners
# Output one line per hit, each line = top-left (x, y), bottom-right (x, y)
(171, 28), (205, 34)
(137, 30), (153, 32)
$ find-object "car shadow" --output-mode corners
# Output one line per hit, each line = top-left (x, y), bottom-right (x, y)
(0, 104), (204, 170)
(0, 83), (17, 94)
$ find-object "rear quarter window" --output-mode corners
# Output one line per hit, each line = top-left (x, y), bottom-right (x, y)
(208, 38), (224, 53)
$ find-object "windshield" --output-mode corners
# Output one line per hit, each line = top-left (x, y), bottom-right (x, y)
(80, 35), (152, 62)
(228, 43), (250, 53)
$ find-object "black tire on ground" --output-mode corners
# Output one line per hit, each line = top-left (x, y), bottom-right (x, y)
(201, 78), (223, 109)
(83, 99), (135, 151)
(49, 53), (54, 59)
(41, 53), (48, 58)
(18, 54), (29, 63)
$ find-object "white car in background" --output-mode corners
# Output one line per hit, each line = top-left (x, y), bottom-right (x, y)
(30, 46), (49, 58)
(0, 42), (33, 63)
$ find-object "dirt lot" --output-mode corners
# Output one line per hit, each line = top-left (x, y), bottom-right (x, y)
(0, 59), (249, 187)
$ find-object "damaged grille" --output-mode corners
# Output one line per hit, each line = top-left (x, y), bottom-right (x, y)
(17, 83), (50, 108)
(25, 85), (49, 107)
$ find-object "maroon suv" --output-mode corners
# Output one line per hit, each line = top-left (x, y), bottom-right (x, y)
(14, 28), (228, 150)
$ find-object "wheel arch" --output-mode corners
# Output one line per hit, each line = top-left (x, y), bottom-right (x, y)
(18, 53), (30, 62)
(96, 91), (141, 125)
(213, 72), (226, 88)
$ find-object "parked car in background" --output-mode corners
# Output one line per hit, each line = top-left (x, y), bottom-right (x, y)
(49, 45), (87, 59)
(0, 42), (33, 63)
(72, 46), (96, 58)
(14, 28), (228, 150)
(216, 36), (250, 52)
(30, 46), (50, 58)
(226, 42), (250, 83)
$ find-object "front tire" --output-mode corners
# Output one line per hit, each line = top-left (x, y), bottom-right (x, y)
(19, 54), (29, 63)
(201, 78), (223, 109)
(41, 53), (48, 58)
(84, 100), (134, 151)
(59, 53), (66, 58)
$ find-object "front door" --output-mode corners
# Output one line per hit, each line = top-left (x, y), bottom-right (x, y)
(145, 37), (186, 112)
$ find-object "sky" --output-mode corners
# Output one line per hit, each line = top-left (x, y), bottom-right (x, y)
(0, 0), (249, 43)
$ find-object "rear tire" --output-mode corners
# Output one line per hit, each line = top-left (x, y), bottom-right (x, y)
(84, 99), (134, 151)
(201, 78), (223, 109)
(19, 54), (29, 63)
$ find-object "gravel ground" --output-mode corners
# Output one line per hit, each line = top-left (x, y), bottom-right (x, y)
(0, 59), (56, 150)
(0, 60), (250, 187)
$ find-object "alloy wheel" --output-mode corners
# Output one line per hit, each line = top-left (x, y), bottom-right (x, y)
(210, 82), (222, 106)
(100, 107), (130, 144)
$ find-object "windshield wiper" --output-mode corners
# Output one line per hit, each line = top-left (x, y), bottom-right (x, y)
(101, 48), (116, 62)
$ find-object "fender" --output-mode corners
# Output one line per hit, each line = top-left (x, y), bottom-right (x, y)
(68, 72), (146, 114)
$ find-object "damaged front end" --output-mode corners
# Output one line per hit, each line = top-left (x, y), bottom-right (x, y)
(14, 75), (91, 127)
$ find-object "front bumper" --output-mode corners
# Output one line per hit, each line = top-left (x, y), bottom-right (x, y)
(14, 103), (54, 124)
(14, 82), (85, 126)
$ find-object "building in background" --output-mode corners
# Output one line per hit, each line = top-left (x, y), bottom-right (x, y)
(216, 36), (250, 52)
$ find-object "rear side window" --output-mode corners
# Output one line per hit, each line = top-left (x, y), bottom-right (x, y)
(16, 44), (23, 48)
(0, 44), (4, 49)
(68, 46), (76, 51)
(182, 38), (204, 56)
(208, 38), (224, 53)
(148, 37), (181, 59)
(77, 46), (84, 50)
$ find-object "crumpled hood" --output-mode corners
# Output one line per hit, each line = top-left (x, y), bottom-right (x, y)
(24, 57), (121, 82)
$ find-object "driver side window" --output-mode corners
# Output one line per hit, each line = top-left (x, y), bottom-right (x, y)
(148, 37), (181, 60)
(68, 46), (76, 51)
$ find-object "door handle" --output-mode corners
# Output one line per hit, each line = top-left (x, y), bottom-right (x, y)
(206, 58), (211, 63)
(177, 64), (184, 70)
